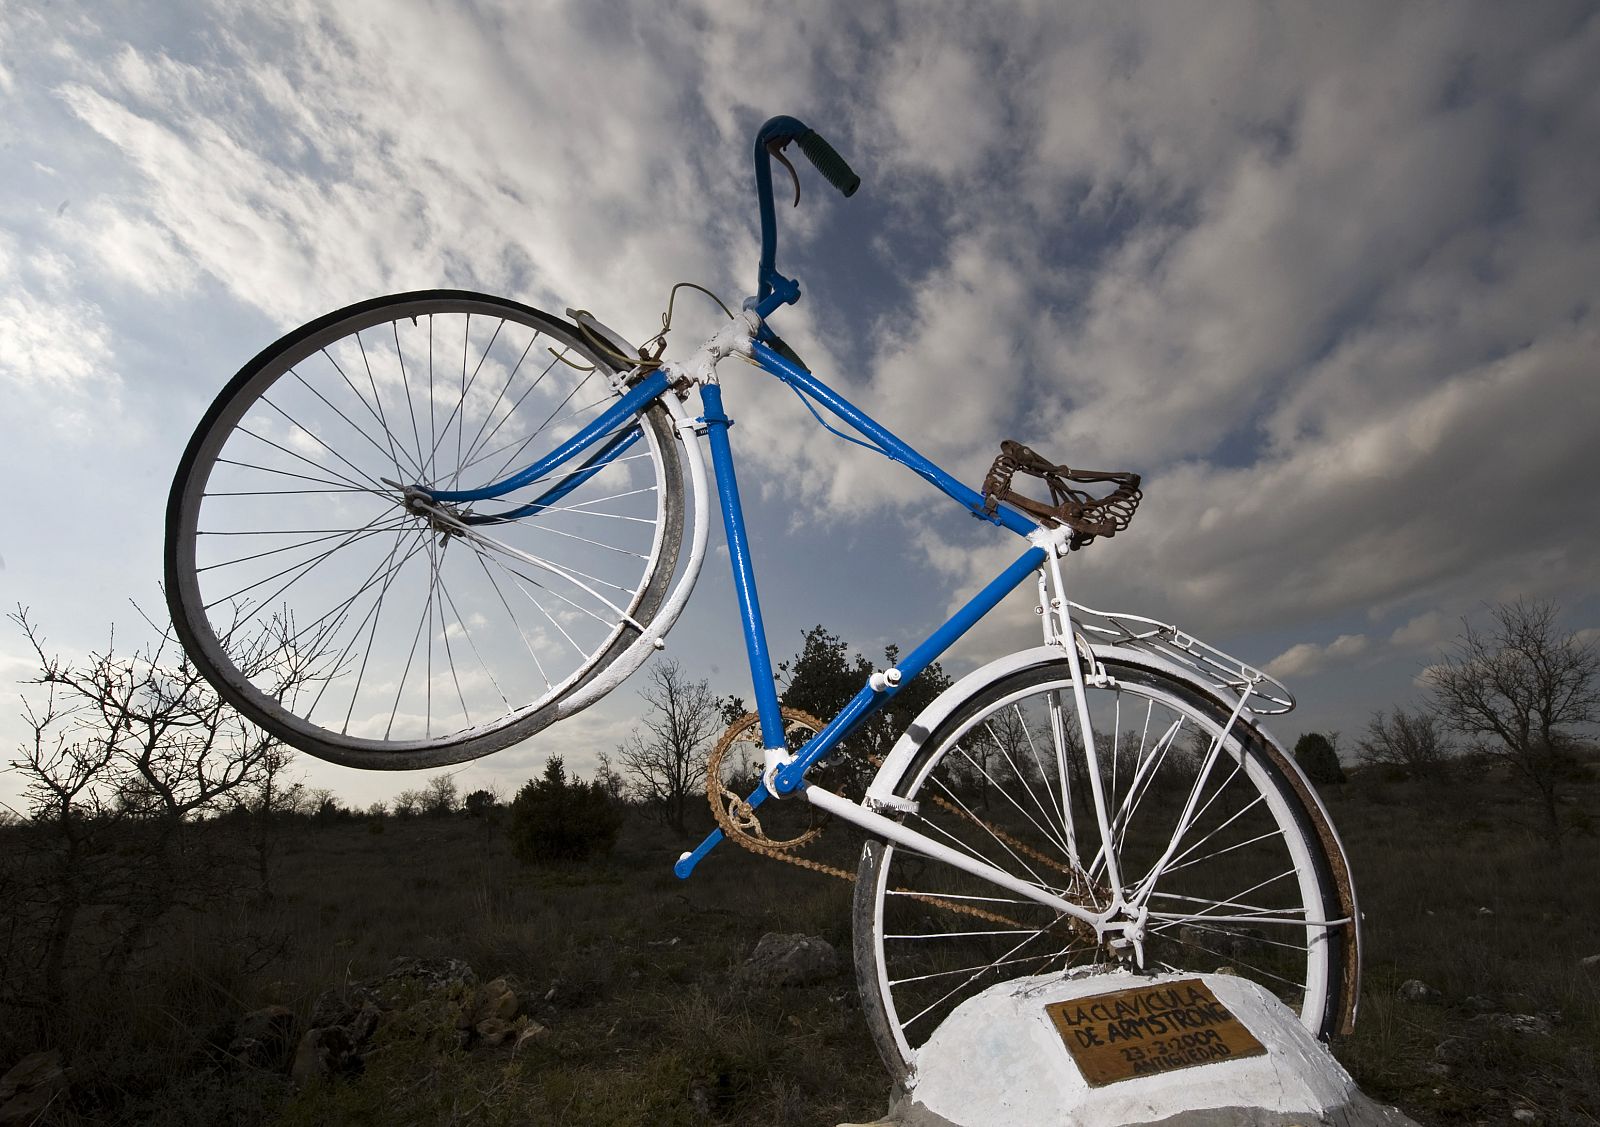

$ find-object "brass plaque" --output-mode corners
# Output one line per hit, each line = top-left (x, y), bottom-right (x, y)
(1046, 978), (1267, 1087)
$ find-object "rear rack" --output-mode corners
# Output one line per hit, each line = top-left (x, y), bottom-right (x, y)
(1070, 603), (1295, 715)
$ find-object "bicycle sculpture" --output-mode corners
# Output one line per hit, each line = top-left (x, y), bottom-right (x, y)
(165, 116), (1360, 1080)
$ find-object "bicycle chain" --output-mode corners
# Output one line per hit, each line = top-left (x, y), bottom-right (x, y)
(706, 713), (1103, 935)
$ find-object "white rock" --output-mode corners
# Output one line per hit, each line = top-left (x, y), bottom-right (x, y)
(892, 968), (1419, 1127)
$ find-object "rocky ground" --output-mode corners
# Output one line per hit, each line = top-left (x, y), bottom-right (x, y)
(1, 761), (1596, 1125)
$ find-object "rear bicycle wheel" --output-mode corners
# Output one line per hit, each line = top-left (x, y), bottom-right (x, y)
(165, 290), (684, 768)
(853, 658), (1356, 1079)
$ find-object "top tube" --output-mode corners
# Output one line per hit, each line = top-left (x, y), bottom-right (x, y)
(749, 339), (1041, 539)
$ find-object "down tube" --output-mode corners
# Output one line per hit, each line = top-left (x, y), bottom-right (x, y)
(675, 543), (1051, 879)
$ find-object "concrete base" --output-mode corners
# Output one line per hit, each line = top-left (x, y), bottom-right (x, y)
(854, 968), (1418, 1127)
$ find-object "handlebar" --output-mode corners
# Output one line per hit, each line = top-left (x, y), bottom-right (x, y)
(753, 115), (860, 313)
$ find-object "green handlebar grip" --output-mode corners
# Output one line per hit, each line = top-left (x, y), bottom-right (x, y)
(798, 130), (861, 198)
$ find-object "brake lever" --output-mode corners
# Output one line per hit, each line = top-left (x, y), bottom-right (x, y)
(767, 138), (802, 207)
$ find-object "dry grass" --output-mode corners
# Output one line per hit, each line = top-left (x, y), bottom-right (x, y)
(1326, 763), (1600, 1124)
(3, 759), (1598, 1125)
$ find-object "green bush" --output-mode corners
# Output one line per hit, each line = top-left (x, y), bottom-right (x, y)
(508, 757), (623, 864)
(1294, 732), (1347, 785)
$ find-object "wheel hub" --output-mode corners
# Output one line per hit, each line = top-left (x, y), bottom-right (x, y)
(385, 479), (469, 537)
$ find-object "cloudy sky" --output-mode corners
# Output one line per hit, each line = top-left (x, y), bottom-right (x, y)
(3, 0), (1597, 814)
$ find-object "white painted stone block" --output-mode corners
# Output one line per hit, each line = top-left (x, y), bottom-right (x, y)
(888, 967), (1417, 1127)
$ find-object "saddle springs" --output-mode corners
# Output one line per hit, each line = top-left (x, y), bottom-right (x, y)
(982, 440), (1142, 549)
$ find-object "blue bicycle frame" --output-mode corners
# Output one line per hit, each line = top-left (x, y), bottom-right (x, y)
(427, 331), (1049, 880)
(424, 114), (1051, 882)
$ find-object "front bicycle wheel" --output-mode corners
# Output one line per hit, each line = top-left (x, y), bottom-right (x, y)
(166, 291), (684, 768)
(853, 658), (1356, 1079)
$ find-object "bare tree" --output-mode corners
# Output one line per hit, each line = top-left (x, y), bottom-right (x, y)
(305, 786), (341, 821)
(1426, 599), (1600, 850)
(3, 606), (304, 1033)
(1357, 708), (1454, 780)
(594, 750), (627, 803)
(422, 773), (459, 816)
(617, 660), (719, 833)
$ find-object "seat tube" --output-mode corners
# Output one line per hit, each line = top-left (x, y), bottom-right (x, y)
(698, 384), (785, 749)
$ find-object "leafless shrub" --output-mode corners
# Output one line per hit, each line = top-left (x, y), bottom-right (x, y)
(1425, 599), (1600, 850)
(1357, 708), (1455, 780)
(2, 604), (306, 1043)
(617, 660), (718, 833)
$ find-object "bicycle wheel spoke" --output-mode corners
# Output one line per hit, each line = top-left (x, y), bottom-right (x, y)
(213, 456), (377, 494)
(1044, 689), (1082, 861)
(899, 925), (1070, 1033)
(1154, 792), (1270, 877)
(951, 733), (1074, 862)
(435, 567), (510, 715)
(484, 361), (598, 483)
(254, 396), (390, 494)
(383, 532), (447, 740)
(466, 539), (590, 660)
(230, 422), (384, 498)
(455, 524), (643, 632)
(200, 512), (406, 612)
(983, 712), (1076, 857)
(1112, 714), (1184, 855)
(1158, 866), (1304, 920)
(1016, 706), (1072, 855)
(1160, 825), (1281, 877)
(468, 543), (555, 692)
(393, 320), (428, 483)
(885, 929), (1039, 940)
(429, 313), (503, 489)
(351, 331), (416, 483)
(288, 526), (429, 663)
(888, 934), (1095, 991)
(482, 518), (649, 562)
(308, 527), (427, 729)
(1149, 926), (1309, 992)
(459, 332), (539, 472)
(915, 776), (1053, 888)
(520, 487), (660, 524)
(459, 350), (564, 477)
(291, 359), (419, 483)
(886, 889), (1033, 909)
(195, 526), (387, 573)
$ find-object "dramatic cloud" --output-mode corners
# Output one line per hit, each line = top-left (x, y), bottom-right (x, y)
(0, 232), (125, 436)
(2, 0), (1595, 807)
(1268, 634), (1371, 679)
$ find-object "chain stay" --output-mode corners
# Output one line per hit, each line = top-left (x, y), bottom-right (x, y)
(705, 712), (1104, 935)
